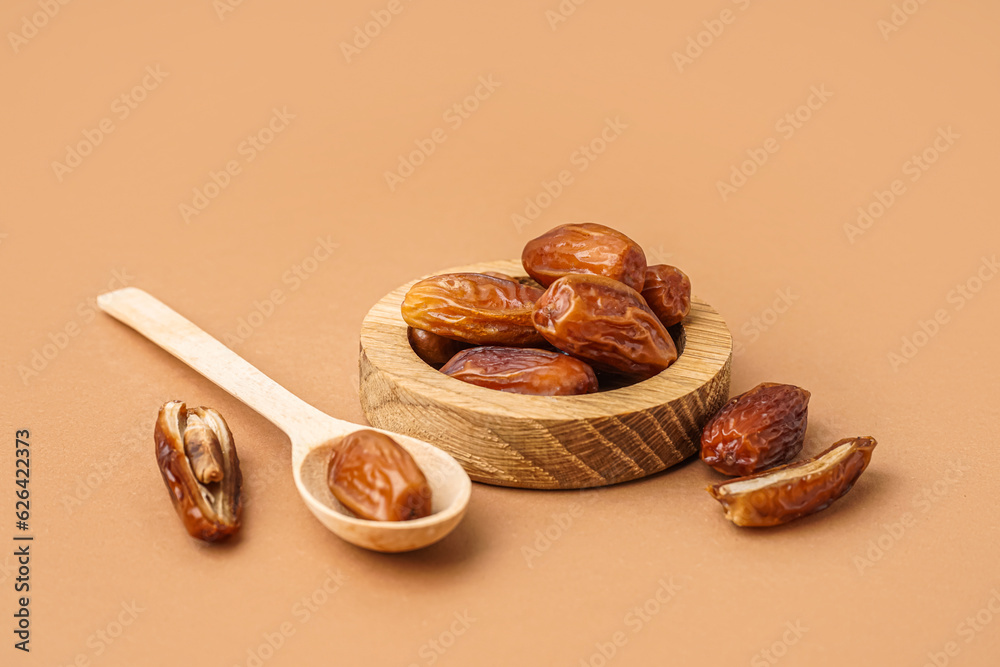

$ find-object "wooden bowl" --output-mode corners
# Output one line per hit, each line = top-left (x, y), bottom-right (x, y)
(359, 259), (732, 490)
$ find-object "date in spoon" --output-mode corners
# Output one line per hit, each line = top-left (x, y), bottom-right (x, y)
(98, 287), (471, 553)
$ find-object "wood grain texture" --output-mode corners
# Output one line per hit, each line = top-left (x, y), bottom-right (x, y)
(359, 259), (733, 489)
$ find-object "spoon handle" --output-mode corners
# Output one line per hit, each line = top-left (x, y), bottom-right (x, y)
(98, 287), (337, 443)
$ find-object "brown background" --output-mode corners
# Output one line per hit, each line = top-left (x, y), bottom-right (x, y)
(2, 1), (998, 665)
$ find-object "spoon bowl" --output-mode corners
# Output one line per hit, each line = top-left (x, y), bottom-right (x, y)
(98, 287), (471, 553)
(295, 438), (469, 552)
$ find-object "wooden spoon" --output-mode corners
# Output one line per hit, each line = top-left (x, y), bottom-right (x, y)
(98, 287), (471, 553)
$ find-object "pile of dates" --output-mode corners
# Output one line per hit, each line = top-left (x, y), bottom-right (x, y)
(402, 223), (692, 395)
(402, 224), (879, 528)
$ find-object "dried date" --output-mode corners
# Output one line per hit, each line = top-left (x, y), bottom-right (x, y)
(707, 436), (877, 527)
(155, 401), (242, 542)
(407, 327), (470, 366)
(521, 223), (647, 291)
(328, 430), (433, 522)
(532, 274), (678, 379)
(641, 265), (691, 327)
(440, 346), (598, 395)
(700, 383), (811, 476)
(402, 273), (546, 346)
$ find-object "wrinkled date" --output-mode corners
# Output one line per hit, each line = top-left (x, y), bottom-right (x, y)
(521, 222), (647, 291)
(641, 264), (691, 327)
(327, 430), (433, 522)
(440, 346), (598, 395)
(407, 327), (470, 366)
(700, 383), (811, 477)
(402, 273), (546, 346)
(533, 274), (678, 379)
(155, 401), (242, 542)
(707, 436), (877, 527)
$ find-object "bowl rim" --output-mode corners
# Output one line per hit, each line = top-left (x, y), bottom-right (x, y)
(360, 259), (732, 422)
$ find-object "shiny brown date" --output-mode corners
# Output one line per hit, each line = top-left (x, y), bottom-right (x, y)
(402, 273), (546, 346)
(532, 274), (678, 379)
(479, 271), (515, 280)
(440, 346), (598, 395)
(700, 383), (811, 477)
(707, 436), (877, 527)
(521, 223), (647, 291)
(327, 430), (432, 522)
(155, 401), (242, 542)
(407, 327), (470, 366)
(641, 265), (691, 327)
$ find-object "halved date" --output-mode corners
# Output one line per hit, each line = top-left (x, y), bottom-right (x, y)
(700, 383), (811, 477)
(155, 401), (242, 542)
(328, 430), (432, 522)
(521, 223), (647, 291)
(707, 436), (877, 527)
(440, 346), (598, 395)
(532, 274), (677, 379)
(641, 264), (691, 327)
(402, 273), (545, 346)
